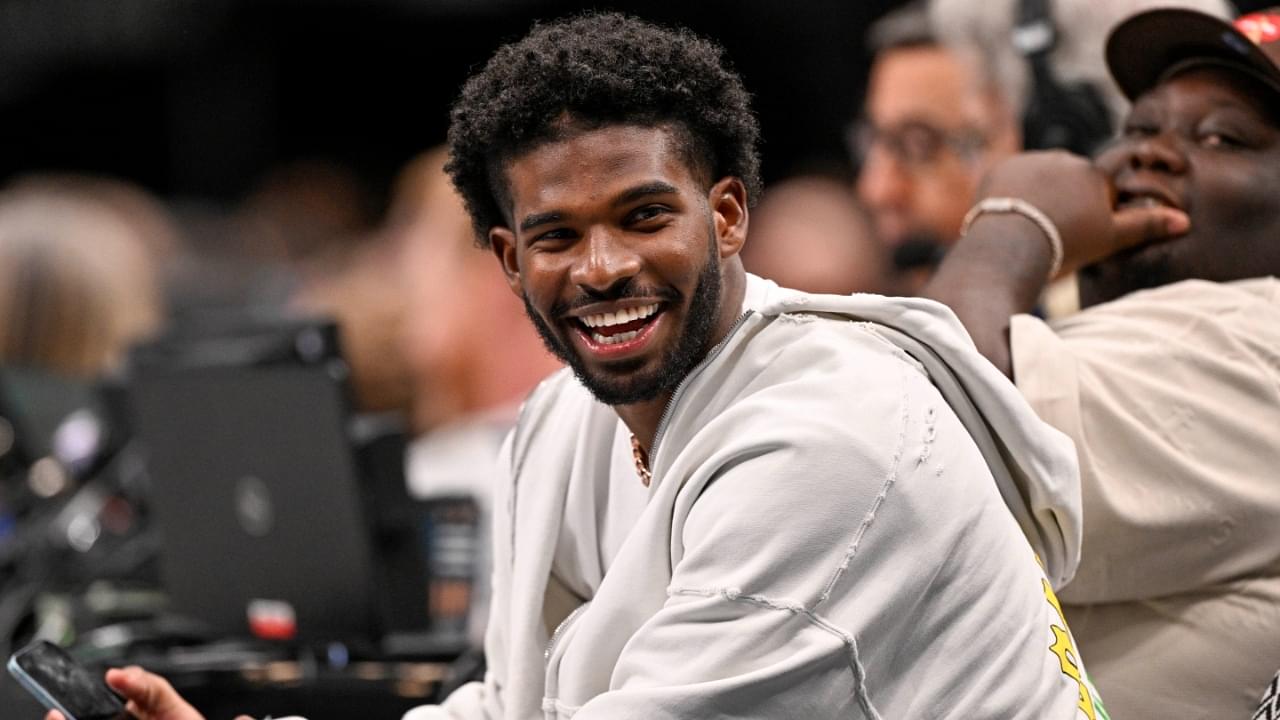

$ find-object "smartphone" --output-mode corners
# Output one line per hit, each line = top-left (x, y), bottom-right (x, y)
(7, 640), (136, 720)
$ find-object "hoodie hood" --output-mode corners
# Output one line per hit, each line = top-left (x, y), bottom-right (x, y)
(745, 275), (1083, 589)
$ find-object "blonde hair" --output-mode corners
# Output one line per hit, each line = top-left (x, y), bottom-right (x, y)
(928, 0), (1234, 129)
(0, 187), (163, 376)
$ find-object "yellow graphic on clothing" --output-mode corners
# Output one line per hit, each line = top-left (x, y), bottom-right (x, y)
(1043, 579), (1096, 720)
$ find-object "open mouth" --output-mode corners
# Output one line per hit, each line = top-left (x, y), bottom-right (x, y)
(575, 303), (661, 347)
(1115, 188), (1181, 212)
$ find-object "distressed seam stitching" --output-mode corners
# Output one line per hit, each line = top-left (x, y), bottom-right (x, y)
(816, 360), (910, 608)
(668, 586), (882, 720)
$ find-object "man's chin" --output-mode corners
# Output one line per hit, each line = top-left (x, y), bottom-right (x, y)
(527, 313), (676, 406)
(1078, 248), (1178, 307)
(573, 364), (668, 406)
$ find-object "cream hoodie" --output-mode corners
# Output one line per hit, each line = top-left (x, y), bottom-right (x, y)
(408, 276), (1099, 720)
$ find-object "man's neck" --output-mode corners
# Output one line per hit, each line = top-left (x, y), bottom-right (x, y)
(619, 267), (748, 452)
(615, 396), (672, 453)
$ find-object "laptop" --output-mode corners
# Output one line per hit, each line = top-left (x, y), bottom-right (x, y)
(126, 319), (419, 645)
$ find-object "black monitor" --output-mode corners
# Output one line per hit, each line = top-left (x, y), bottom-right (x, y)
(126, 318), (428, 646)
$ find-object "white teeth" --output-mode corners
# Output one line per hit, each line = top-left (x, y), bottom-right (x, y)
(580, 303), (659, 329)
(592, 329), (640, 345)
(1120, 195), (1172, 210)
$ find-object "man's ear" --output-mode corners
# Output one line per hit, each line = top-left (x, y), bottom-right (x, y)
(710, 177), (749, 260)
(489, 226), (524, 298)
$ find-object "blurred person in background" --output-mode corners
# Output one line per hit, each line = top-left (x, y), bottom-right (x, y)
(390, 148), (562, 437)
(854, 0), (1022, 295)
(924, 6), (1280, 716)
(288, 229), (415, 416)
(239, 159), (378, 267)
(228, 158), (415, 416)
(388, 147), (562, 646)
(163, 159), (382, 337)
(0, 177), (171, 564)
(740, 174), (887, 295)
(0, 178), (168, 377)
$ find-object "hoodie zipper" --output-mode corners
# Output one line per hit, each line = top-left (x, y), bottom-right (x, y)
(544, 600), (591, 662)
(648, 310), (754, 473)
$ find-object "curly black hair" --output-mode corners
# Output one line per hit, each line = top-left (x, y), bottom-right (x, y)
(445, 11), (762, 248)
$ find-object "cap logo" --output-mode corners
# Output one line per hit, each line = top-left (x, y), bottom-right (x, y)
(1234, 13), (1280, 46)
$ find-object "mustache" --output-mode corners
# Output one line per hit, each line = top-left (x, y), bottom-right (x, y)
(550, 283), (681, 320)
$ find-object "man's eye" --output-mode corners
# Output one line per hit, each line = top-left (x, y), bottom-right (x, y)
(1122, 123), (1159, 137)
(1200, 132), (1235, 148)
(1198, 129), (1249, 149)
(532, 228), (574, 245)
(896, 127), (944, 164)
(628, 206), (669, 225)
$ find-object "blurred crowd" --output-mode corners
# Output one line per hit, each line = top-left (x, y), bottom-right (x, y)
(2, 0), (1278, 718)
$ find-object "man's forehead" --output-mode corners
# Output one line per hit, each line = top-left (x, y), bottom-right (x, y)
(500, 124), (696, 216)
(1140, 65), (1280, 123)
(868, 45), (996, 126)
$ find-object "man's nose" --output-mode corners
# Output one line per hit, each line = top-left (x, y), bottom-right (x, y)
(1105, 130), (1189, 176)
(569, 227), (642, 295)
(857, 147), (912, 212)
(857, 150), (912, 243)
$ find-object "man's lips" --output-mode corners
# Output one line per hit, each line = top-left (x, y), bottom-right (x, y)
(1114, 183), (1183, 212)
(1102, 182), (1192, 264)
(567, 302), (665, 357)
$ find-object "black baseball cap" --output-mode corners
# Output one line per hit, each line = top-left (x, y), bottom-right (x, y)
(1106, 7), (1280, 103)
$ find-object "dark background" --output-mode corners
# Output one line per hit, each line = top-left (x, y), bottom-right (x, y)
(0, 0), (907, 215)
(2, 0), (1272, 214)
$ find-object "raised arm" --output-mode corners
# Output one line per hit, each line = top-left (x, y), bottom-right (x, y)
(922, 150), (1188, 376)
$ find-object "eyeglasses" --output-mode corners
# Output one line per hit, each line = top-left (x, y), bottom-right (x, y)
(850, 119), (990, 169)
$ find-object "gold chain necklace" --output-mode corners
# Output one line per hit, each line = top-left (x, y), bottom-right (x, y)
(630, 434), (652, 487)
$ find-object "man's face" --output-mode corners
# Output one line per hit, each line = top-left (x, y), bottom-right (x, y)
(855, 45), (1019, 251)
(1085, 67), (1280, 306)
(488, 124), (744, 407)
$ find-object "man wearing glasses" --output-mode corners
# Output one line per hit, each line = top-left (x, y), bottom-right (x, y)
(854, 0), (1020, 294)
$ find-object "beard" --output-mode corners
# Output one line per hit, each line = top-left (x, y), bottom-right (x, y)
(522, 237), (723, 407)
(890, 231), (948, 272)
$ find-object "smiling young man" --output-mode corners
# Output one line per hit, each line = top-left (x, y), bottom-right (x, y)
(924, 7), (1280, 718)
(487, 121), (743, 448)
(58, 12), (1100, 720)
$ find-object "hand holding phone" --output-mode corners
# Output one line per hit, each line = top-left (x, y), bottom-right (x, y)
(7, 640), (136, 720)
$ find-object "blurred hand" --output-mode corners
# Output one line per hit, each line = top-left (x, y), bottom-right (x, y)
(44, 666), (208, 720)
(975, 150), (1189, 277)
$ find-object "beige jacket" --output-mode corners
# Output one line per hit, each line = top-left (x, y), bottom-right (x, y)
(1013, 277), (1280, 720)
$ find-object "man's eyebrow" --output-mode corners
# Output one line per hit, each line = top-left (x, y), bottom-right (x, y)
(516, 181), (680, 232)
(615, 181), (680, 206)
(518, 211), (563, 233)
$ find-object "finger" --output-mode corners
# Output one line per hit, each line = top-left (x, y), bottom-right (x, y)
(45, 712), (65, 720)
(1111, 206), (1189, 251)
(105, 666), (149, 698)
(105, 666), (205, 720)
